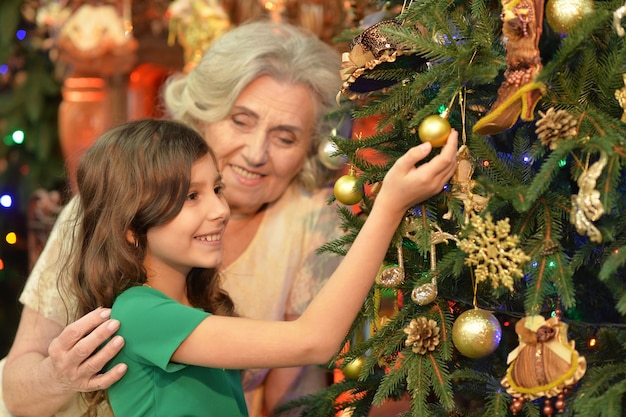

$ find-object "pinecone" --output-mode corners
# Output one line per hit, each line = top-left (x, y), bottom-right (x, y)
(403, 316), (440, 355)
(535, 107), (578, 150)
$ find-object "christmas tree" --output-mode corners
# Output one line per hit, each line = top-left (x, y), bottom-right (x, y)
(281, 0), (626, 416)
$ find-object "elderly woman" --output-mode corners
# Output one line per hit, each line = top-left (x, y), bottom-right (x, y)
(2, 21), (345, 417)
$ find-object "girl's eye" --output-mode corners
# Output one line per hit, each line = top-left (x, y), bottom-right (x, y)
(214, 182), (225, 195)
(187, 191), (199, 201)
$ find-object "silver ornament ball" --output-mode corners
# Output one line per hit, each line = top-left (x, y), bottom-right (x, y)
(318, 136), (347, 170)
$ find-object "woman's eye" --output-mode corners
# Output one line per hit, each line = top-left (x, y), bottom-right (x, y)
(214, 182), (225, 195)
(232, 114), (253, 128)
(278, 137), (296, 146)
(270, 131), (297, 147)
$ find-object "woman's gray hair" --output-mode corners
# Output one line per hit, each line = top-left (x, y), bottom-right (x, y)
(163, 20), (342, 190)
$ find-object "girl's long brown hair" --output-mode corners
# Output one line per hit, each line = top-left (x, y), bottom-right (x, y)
(70, 119), (236, 415)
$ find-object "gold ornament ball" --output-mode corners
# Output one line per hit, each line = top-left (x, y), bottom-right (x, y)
(545, 0), (594, 34)
(452, 308), (502, 359)
(334, 174), (364, 205)
(342, 356), (364, 380)
(418, 115), (451, 148)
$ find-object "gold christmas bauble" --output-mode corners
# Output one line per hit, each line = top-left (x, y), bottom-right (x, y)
(342, 356), (364, 380)
(545, 0), (594, 34)
(334, 173), (364, 205)
(318, 136), (347, 170)
(452, 308), (502, 359)
(418, 115), (451, 148)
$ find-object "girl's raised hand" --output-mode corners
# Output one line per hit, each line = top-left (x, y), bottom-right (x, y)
(375, 129), (459, 216)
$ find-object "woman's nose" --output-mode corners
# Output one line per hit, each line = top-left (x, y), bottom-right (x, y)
(242, 133), (269, 167)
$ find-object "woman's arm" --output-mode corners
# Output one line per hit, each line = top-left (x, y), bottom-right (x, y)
(262, 313), (330, 416)
(3, 196), (128, 416)
(3, 307), (126, 417)
(174, 132), (458, 370)
(263, 365), (328, 416)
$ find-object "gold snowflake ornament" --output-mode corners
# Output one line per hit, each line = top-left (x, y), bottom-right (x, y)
(458, 213), (530, 291)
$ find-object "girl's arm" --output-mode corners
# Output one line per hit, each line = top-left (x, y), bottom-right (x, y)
(174, 131), (458, 370)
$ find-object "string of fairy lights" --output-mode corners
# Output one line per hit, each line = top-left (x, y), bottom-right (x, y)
(1, 64), (27, 272)
(0, 133), (25, 272)
(1, 3), (56, 274)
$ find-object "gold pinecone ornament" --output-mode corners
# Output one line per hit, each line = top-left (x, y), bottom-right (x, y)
(535, 107), (578, 150)
(403, 316), (441, 355)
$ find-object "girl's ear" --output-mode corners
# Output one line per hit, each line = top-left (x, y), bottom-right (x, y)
(126, 229), (138, 247)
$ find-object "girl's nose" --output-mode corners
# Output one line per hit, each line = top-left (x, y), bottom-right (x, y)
(208, 195), (230, 222)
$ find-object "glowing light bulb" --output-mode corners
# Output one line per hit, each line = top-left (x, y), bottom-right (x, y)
(0, 194), (12, 208)
(6, 232), (17, 245)
(12, 130), (24, 144)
